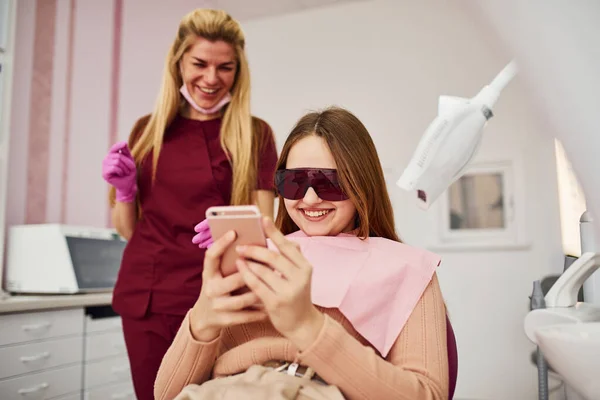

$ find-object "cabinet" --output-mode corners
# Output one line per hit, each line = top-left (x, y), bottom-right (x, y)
(83, 307), (134, 399)
(0, 305), (133, 399)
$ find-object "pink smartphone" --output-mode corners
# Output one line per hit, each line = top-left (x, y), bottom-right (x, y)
(205, 205), (267, 278)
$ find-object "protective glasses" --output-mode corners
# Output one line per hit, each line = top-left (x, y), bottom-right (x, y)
(275, 168), (349, 201)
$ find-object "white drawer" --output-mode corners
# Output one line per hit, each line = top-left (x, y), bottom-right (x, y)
(0, 309), (83, 346)
(0, 364), (82, 400)
(0, 335), (83, 379)
(52, 392), (82, 400)
(84, 380), (135, 400)
(85, 315), (122, 334)
(85, 331), (126, 362)
(84, 355), (130, 390)
(53, 392), (82, 400)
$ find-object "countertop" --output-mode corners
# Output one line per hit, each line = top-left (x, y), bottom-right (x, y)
(0, 291), (113, 314)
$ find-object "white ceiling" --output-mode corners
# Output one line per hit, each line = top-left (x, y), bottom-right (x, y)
(172, 0), (369, 21)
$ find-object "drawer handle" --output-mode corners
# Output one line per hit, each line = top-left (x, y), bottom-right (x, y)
(111, 364), (130, 375)
(20, 351), (51, 363)
(21, 322), (52, 333)
(18, 382), (49, 395)
(111, 391), (134, 399)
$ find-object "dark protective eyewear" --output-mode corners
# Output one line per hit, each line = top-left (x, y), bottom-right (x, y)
(275, 168), (349, 201)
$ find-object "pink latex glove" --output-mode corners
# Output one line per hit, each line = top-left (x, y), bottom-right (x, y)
(192, 219), (213, 249)
(102, 141), (137, 203)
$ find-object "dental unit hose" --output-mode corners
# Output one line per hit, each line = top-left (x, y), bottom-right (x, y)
(530, 280), (549, 400)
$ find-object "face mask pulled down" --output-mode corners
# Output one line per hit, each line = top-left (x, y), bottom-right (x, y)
(180, 84), (232, 115)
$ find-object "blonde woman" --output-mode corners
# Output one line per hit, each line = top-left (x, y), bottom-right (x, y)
(100, 9), (278, 400)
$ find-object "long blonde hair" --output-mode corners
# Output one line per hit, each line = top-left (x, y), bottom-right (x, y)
(275, 107), (401, 242)
(109, 9), (261, 208)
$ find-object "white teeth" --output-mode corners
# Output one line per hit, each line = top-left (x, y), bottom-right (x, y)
(200, 87), (218, 94)
(304, 210), (330, 217)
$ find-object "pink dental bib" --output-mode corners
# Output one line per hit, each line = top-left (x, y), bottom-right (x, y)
(269, 231), (441, 357)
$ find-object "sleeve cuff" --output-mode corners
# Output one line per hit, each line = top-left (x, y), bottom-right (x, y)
(185, 312), (222, 347)
(296, 314), (346, 363)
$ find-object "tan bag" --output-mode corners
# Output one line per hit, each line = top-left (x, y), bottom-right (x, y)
(174, 365), (345, 400)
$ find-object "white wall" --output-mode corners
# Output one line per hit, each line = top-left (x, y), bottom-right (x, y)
(7, 0), (118, 227)
(6, 0), (34, 228)
(6, 0), (567, 398)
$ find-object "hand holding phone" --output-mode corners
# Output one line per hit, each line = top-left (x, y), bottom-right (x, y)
(189, 228), (268, 342)
(205, 205), (267, 278)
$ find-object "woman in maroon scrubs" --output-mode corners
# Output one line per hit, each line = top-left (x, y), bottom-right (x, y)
(100, 9), (277, 400)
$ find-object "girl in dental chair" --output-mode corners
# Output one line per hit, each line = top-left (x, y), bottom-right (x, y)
(154, 107), (456, 400)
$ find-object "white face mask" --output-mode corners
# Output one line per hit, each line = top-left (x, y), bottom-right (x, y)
(180, 84), (232, 115)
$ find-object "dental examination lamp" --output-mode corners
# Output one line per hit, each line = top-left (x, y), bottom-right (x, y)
(396, 60), (517, 210)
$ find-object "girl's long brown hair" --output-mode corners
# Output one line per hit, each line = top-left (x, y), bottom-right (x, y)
(275, 107), (400, 242)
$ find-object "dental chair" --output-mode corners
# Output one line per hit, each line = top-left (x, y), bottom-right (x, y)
(447, 315), (459, 399)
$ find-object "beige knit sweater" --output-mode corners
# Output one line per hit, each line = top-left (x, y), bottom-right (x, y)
(154, 274), (449, 400)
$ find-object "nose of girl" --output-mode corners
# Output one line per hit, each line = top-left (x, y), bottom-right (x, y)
(302, 187), (322, 204)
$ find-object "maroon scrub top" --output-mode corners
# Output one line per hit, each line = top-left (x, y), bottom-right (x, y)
(112, 114), (278, 319)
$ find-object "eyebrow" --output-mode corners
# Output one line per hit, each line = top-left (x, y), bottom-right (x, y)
(192, 57), (235, 67)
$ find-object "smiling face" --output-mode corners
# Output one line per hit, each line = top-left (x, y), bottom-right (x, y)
(179, 37), (237, 119)
(283, 135), (357, 237)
